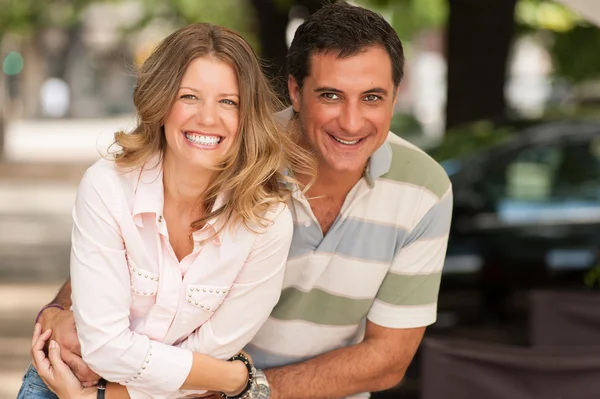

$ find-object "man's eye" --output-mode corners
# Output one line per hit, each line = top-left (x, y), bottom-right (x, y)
(364, 94), (381, 102)
(322, 93), (340, 100)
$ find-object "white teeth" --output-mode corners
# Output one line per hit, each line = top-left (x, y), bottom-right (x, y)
(185, 133), (221, 146)
(332, 136), (360, 145)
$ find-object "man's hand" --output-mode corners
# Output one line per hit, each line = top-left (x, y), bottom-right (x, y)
(38, 307), (100, 387)
(31, 323), (96, 399)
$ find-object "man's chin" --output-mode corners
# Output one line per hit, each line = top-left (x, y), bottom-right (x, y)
(326, 160), (368, 175)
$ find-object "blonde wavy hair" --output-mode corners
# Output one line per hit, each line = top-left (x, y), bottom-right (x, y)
(113, 23), (315, 232)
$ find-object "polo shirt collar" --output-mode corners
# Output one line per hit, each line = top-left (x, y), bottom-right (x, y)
(364, 140), (392, 187)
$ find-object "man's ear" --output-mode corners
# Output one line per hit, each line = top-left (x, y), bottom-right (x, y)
(288, 75), (301, 112)
(392, 86), (401, 108)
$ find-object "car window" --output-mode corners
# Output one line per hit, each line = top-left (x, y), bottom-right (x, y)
(553, 138), (600, 201)
(481, 137), (600, 204)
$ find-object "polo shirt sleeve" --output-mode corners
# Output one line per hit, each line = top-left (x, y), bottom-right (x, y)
(367, 184), (453, 329)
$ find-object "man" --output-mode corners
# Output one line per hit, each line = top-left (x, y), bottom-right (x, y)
(22, 2), (452, 398)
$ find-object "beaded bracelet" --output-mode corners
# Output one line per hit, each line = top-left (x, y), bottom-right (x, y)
(220, 352), (255, 399)
(35, 304), (65, 324)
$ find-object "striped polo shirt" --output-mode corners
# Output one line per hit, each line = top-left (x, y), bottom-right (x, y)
(247, 131), (452, 398)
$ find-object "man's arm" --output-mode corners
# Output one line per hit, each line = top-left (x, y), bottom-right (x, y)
(37, 278), (72, 333)
(37, 278), (101, 386)
(265, 321), (424, 399)
(49, 278), (73, 308)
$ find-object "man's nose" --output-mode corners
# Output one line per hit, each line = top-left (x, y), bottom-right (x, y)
(338, 101), (363, 134)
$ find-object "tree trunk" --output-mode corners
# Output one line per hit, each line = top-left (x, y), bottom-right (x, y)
(250, 0), (327, 101)
(0, 112), (4, 161)
(445, 0), (517, 130)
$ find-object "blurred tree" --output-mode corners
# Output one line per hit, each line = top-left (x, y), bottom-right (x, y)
(364, 0), (517, 130)
(516, 0), (600, 85)
(552, 26), (600, 84)
(368, 0), (600, 131)
(130, 0), (330, 99)
(364, 0), (448, 40)
(0, 0), (102, 159)
(445, 0), (517, 129)
(132, 0), (257, 47)
(248, 0), (329, 99)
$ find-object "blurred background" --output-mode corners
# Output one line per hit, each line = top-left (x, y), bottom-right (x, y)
(2, 0), (600, 398)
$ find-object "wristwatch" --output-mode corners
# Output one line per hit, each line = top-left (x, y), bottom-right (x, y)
(249, 369), (271, 399)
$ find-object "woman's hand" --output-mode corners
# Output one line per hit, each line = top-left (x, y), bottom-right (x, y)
(30, 323), (97, 399)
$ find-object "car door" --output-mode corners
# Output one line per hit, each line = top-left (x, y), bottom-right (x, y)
(470, 134), (600, 286)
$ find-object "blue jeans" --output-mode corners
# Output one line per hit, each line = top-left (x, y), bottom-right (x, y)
(16, 364), (58, 399)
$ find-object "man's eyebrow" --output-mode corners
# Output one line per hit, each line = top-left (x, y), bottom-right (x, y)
(363, 87), (389, 96)
(314, 86), (389, 96)
(314, 86), (344, 94)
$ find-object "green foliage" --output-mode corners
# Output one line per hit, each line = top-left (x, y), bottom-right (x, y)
(0, 0), (258, 49)
(515, 0), (600, 84)
(584, 265), (600, 288)
(428, 121), (514, 162)
(0, 0), (109, 36)
(356, 0), (447, 40)
(552, 25), (600, 83)
(126, 0), (259, 51)
(515, 0), (581, 32)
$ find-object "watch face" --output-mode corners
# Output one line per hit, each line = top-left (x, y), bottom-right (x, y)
(258, 385), (270, 399)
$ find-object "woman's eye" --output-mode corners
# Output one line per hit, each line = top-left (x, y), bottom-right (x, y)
(221, 99), (238, 107)
(180, 94), (196, 100)
(364, 94), (381, 102)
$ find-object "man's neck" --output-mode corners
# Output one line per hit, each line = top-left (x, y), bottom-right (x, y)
(298, 163), (365, 200)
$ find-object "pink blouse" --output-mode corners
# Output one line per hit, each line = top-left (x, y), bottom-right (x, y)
(70, 157), (292, 399)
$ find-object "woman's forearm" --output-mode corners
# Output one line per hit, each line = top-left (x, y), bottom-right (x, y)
(182, 352), (248, 395)
(106, 382), (129, 399)
(103, 352), (247, 399)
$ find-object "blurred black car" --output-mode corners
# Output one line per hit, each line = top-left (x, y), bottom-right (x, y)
(435, 120), (600, 324)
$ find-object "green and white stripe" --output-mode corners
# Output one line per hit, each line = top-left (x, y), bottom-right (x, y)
(248, 132), (452, 399)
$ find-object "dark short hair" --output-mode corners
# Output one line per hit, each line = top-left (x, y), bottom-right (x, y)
(287, 1), (405, 89)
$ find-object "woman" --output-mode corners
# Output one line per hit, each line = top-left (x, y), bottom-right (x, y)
(22, 23), (313, 399)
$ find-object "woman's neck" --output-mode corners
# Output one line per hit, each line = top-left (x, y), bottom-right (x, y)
(162, 152), (215, 213)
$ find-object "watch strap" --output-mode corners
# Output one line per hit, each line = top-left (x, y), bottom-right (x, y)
(251, 369), (271, 399)
(97, 378), (107, 399)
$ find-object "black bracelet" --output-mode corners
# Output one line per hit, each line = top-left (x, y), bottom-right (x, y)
(97, 378), (107, 399)
(220, 353), (254, 399)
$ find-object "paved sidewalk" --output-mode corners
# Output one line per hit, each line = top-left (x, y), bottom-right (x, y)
(0, 283), (63, 399)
